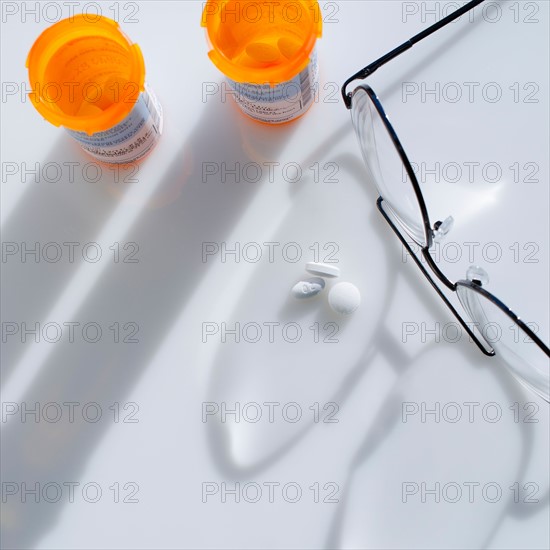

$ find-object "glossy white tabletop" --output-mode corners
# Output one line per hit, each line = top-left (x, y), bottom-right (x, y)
(1, 1), (549, 548)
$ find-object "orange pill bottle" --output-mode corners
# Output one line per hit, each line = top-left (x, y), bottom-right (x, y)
(202, 0), (322, 124)
(26, 15), (162, 164)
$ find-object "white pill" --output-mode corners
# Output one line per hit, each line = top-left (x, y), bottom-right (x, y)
(328, 282), (361, 315)
(305, 262), (340, 278)
(291, 277), (325, 299)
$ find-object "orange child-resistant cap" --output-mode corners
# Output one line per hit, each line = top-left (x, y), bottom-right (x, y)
(26, 14), (146, 135)
(201, 0), (322, 85)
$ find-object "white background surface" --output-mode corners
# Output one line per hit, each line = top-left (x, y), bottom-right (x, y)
(1, 1), (549, 549)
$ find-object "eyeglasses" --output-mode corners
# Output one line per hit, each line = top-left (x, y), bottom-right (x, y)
(341, 0), (549, 402)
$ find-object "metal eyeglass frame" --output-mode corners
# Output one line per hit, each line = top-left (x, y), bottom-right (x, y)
(341, 0), (550, 371)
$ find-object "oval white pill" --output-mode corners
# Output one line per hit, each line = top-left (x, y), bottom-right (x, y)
(291, 277), (325, 299)
(305, 262), (340, 278)
(328, 282), (361, 315)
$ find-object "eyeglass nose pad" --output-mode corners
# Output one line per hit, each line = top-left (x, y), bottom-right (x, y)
(432, 215), (454, 242)
(466, 265), (490, 287)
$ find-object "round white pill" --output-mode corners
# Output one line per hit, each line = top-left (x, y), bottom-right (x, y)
(305, 262), (340, 278)
(291, 277), (325, 299)
(328, 282), (361, 315)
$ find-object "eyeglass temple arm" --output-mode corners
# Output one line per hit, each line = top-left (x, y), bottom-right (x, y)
(342, 0), (486, 108)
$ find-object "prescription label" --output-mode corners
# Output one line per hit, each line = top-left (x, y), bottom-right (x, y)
(66, 84), (163, 164)
(227, 49), (319, 124)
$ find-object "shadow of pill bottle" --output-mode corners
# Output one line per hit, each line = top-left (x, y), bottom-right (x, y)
(201, 0), (323, 125)
(26, 15), (163, 165)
